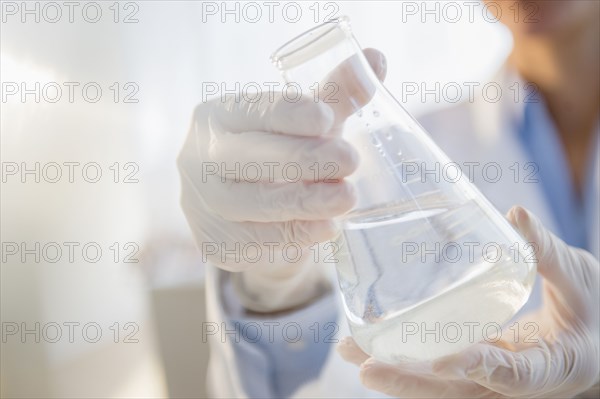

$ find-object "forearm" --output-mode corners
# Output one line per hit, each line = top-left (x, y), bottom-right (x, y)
(220, 268), (340, 398)
(230, 258), (333, 313)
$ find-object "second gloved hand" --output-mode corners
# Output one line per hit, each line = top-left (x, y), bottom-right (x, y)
(338, 206), (599, 398)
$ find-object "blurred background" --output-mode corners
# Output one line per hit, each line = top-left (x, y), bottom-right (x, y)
(1, 1), (511, 397)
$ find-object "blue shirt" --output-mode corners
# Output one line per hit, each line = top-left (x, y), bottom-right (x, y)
(519, 90), (599, 251)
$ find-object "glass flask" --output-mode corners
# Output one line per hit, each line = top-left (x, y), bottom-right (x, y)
(271, 17), (536, 364)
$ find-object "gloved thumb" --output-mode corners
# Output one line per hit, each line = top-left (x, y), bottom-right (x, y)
(363, 48), (387, 82)
(319, 48), (387, 126)
(507, 206), (596, 312)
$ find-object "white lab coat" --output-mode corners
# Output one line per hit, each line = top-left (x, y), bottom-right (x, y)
(204, 67), (600, 398)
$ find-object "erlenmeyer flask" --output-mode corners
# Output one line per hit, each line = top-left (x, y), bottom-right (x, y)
(271, 17), (536, 364)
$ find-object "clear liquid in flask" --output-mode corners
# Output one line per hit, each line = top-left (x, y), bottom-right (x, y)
(336, 199), (536, 363)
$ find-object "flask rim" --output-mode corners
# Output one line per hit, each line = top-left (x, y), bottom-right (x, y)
(270, 16), (352, 71)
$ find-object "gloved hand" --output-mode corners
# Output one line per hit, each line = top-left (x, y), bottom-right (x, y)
(178, 49), (387, 313)
(338, 206), (600, 398)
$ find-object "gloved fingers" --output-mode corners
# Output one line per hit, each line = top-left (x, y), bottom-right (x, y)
(194, 220), (338, 272)
(498, 312), (551, 351)
(207, 130), (359, 181)
(336, 336), (500, 398)
(211, 93), (336, 137)
(181, 188), (339, 270)
(432, 341), (561, 397)
(208, 48), (385, 139)
(202, 177), (356, 222)
(337, 336), (370, 366)
(320, 51), (381, 126)
(359, 358), (497, 398)
(362, 48), (387, 82)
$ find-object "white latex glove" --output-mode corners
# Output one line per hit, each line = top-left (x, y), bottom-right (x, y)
(338, 206), (599, 398)
(178, 49), (387, 313)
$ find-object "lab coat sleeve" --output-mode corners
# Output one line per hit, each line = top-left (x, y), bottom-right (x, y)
(204, 263), (340, 398)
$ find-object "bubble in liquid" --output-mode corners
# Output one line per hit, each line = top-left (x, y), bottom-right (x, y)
(373, 110), (380, 118)
(371, 135), (381, 147)
(357, 109), (363, 117)
(385, 131), (393, 141)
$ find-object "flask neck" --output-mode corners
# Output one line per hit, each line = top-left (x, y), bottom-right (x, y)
(271, 17), (380, 124)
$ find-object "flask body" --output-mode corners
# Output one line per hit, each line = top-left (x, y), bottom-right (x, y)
(272, 17), (536, 363)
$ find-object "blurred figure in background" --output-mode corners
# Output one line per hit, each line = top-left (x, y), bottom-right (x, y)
(178, 0), (599, 397)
